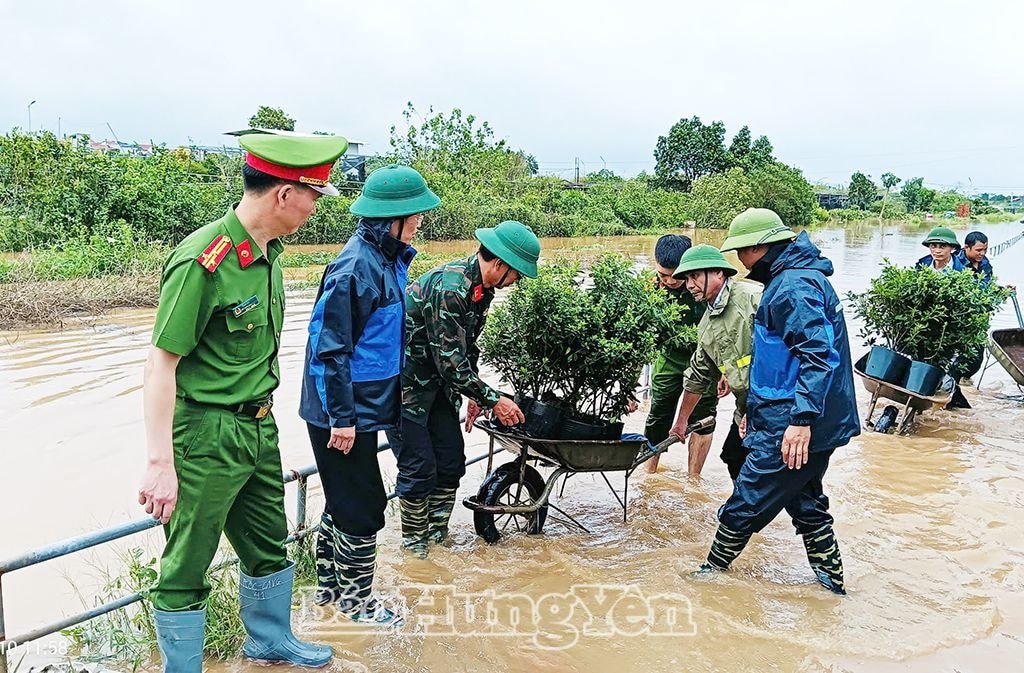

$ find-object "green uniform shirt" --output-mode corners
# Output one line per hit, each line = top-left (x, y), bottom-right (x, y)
(151, 206), (285, 405)
(402, 254), (502, 424)
(660, 283), (706, 370)
(684, 279), (761, 425)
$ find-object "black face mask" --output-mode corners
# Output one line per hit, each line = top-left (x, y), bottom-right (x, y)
(746, 243), (788, 285)
(380, 232), (406, 261)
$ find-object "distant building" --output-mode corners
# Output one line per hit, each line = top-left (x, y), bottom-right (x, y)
(816, 192), (849, 210)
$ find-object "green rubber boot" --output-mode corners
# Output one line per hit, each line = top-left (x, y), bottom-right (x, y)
(399, 497), (429, 559)
(801, 524), (847, 595)
(427, 487), (459, 544)
(697, 523), (752, 573)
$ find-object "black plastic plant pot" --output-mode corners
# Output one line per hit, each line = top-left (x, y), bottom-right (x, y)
(513, 393), (535, 418)
(903, 360), (944, 396)
(864, 345), (910, 385)
(522, 398), (564, 439)
(560, 413), (623, 440)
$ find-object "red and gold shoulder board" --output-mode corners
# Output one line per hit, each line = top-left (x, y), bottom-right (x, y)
(197, 235), (233, 273)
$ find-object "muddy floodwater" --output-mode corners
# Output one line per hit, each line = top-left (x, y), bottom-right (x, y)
(3, 220), (1024, 672)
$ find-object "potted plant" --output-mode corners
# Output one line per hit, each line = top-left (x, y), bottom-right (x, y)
(480, 253), (694, 438)
(847, 262), (1009, 394)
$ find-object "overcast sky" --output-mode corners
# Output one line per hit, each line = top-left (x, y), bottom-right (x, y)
(3, 0), (1022, 192)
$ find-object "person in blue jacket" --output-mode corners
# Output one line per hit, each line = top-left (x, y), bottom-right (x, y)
(915, 227), (965, 273)
(701, 208), (860, 595)
(299, 165), (439, 625)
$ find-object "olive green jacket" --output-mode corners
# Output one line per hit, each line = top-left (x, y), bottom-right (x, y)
(684, 279), (761, 424)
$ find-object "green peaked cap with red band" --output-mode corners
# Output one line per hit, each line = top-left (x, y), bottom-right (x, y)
(238, 132), (348, 196)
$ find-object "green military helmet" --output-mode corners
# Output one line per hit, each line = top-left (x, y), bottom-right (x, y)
(719, 208), (796, 253)
(475, 220), (541, 278)
(672, 244), (738, 278)
(349, 164), (441, 218)
(921, 226), (959, 248)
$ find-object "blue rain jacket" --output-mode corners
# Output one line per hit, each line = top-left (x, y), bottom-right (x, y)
(300, 218), (415, 431)
(915, 253), (966, 273)
(954, 249), (994, 285)
(746, 232), (860, 453)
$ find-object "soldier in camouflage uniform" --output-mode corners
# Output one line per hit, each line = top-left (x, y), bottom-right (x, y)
(643, 235), (721, 475)
(387, 220), (541, 558)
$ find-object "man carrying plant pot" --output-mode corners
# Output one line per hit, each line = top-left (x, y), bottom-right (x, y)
(668, 244), (761, 481)
(643, 234), (721, 475)
(915, 227), (966, 273)
(388, 220), (540, 558)
(299, 165), (439, 625)
(697, 208), (859, 596)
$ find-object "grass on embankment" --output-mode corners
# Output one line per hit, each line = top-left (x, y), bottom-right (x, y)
(60, 533), (319, 670)
(0, 239), (447, 328)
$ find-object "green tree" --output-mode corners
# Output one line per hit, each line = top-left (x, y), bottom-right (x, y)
(878, 172), (901, 219)
(900, 177), (935, 212)
(748, 161), (817, 226)
(653, 116), (728, 191)
(689, 167), (753, 228)
(248, 106), (296, 131)
(848, 171), (877, 209)
(748, 135), (775, 169)
(727, 126), (752, 165)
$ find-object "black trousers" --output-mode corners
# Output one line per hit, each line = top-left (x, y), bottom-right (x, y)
(719, 447), (834, 536)
(720, 421), (751, 481)
(386, 397), (466, 500)
(307, 423), (387, 537)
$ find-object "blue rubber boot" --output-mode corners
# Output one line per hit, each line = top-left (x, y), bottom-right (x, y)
(239, 561), (333, 667)
(153, 608), (205, 673)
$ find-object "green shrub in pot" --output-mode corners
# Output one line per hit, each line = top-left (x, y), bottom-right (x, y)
(846, 261), (1009, 371)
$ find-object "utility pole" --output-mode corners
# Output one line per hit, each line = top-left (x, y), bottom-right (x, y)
(27, 100), (36, 132)
(574, 157), (579, 184)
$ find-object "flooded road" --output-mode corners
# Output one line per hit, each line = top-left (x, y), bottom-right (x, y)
(2, 219), (1024, 672)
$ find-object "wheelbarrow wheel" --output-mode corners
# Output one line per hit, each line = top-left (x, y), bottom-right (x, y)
(473, 463), (548, 544)
(873, 405), (900, 433)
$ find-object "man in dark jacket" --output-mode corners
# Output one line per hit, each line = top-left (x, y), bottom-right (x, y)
(700, 208), (860, 595)
(389, 221), (539, 558)
(299, 165), (439, 624)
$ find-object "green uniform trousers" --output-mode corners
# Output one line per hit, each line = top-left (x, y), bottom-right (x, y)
(644, 351), (718, 446)
(150, 400), (289, 611)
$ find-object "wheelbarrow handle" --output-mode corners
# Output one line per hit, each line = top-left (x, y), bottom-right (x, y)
(651, 415), (717, 453)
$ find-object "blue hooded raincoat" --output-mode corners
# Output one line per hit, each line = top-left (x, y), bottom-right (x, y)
(299, 218), (415, 431)
(746, 232), (860, 453)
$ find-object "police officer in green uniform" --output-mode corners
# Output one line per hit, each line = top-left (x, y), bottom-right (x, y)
(138, 131), (347, 672)
(643, 235), (721, 475)
(387, 221), (540, 558)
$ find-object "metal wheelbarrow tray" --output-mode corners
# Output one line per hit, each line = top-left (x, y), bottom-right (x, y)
(854, 354), (953, 434)
(988, 328), (1024, 387)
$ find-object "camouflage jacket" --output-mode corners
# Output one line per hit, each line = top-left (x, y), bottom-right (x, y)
(401, 254), (502, 424)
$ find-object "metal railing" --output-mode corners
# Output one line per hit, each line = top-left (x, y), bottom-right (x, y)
(0, 437), (503, 673)
(989, 230), (1024, 257)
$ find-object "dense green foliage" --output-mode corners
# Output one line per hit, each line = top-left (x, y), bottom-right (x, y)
(248, 106), (296, 131)
(847, 262), (1009, 370)
(480, 254), (694, 419)
(848, 172), (877, 209)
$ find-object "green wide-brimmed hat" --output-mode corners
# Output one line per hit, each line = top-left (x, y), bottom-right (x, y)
(475, 220), (541, 278)
(672, 244), (738, 278)
(921, 226), (959, 248)
(350, 164), (441, 218)
(719, 208), (796, 253)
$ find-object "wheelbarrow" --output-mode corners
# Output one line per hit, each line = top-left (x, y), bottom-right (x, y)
(854, 354), (954, 434)
(462, 416), (715, 543)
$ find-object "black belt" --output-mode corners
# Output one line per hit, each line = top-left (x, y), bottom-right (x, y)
(182, 398), (273, 420)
